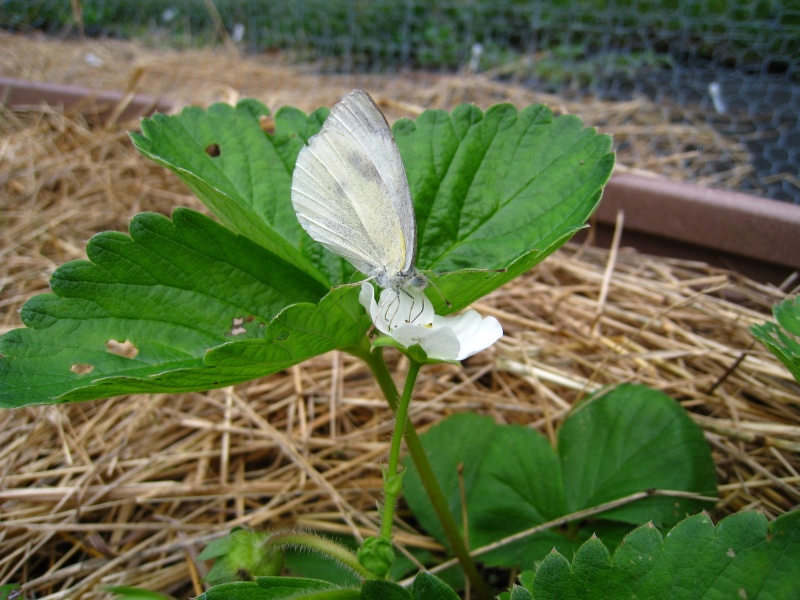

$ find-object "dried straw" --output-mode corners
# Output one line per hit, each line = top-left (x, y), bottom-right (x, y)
(1, 32), (797, 599)
(1, 30), (754, 191)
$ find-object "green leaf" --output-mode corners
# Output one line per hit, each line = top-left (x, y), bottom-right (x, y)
(106, 587), (175, 600)
(135, 99), (613, 314)
(404, 412), (505, 540)
(371, 336), (458, 366)
(395, 103), (614, 312)
(131, 99), (340, 285)
(361, 580), (412, 600)
(131, 101), (335, 286)
(751, 296), (800, 383)
(199, 528), (283, 586)
(3, 98), (613, 406)
(404, 410), (563, 565)
(559, 384), (718, 526)
(508, 585), (533, 600)
(0, 209), (376, 407)
(200, 577), (358, 600)
(525, 510), (800, 599)
(403, 384), (717, 568)
(411, 572), (460, 600)
(0, 584), (21, 600)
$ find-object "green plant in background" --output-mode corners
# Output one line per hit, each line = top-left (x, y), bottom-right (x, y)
(403, 385), (718, 570)
(1, 0), (797, 75)
(1, 89), (798, 600)
(505, 510), (800, 600)
(752, 296), (800, 384)
(0, 584), (21, 600)
(495, 45), (677, 89)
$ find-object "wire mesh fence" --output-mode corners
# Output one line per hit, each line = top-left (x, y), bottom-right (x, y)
(2, 0), (799, 203)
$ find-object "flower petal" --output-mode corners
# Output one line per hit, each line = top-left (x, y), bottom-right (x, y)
(454, 314), (503, 360)
(379, 288), (435, 331)
(359, 282), (383, 331)
(359, 282), (502, 362)
(392, 322), (462, 361)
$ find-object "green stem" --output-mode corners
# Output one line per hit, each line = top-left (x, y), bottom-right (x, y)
(380, 359), (421, 540)
(265, 531), (373, 580)
(360, 347), (493, 600)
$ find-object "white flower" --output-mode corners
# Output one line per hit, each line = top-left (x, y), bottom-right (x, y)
(358, 282), (503, 361)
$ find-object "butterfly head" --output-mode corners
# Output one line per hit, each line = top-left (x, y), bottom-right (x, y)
(377, 267), (428, 294)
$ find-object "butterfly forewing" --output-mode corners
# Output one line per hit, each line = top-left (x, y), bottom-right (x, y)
(291, 90), (418, 284)
(293, 132), (391, 275)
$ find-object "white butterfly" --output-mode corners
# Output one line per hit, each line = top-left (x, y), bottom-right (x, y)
(291, 89), (428, 294)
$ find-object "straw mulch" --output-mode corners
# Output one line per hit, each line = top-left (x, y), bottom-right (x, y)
(1, 31), (755, 192)
(1, 33), (798, 599)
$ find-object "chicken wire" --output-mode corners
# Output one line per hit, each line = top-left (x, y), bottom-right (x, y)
(3, 0), (799, 203)
(250, 1), (800, 204)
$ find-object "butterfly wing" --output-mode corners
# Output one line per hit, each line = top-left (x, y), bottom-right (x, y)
(291, 89), (417, 283)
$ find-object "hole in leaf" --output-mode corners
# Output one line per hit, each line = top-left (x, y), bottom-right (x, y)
(70, 363), (94, 375)
(106, 339), (139, 359)
(205, 143), (221, 157)
(259, 115), (276, 135)
(229, 317), (247, 337)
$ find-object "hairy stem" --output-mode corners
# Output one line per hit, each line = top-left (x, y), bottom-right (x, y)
(380, 359), (421, 539)
(362, 347), (492, 600)
(265, 531), (373, 580)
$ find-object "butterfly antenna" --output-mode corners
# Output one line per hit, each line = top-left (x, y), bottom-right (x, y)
(435, 267), (508, 276)
(426, 277), (452, 308)
(426, 267), (509, 308)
